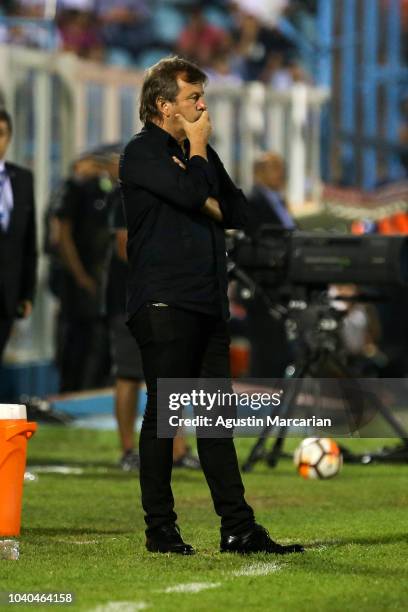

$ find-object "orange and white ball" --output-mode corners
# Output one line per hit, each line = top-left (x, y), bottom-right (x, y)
(294, 438), (343, 479)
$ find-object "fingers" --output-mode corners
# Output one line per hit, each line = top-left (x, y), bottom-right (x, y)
(175, 110), (211, 145)
(194, 110), (209, 125)
(172, 156), (186, 170)
(175, 111), (209, 124)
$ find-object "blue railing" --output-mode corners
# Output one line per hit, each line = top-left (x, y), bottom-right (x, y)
(279, 0), (408, 189)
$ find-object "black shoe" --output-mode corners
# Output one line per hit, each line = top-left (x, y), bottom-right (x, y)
(220, 524), (304, 555)
(146, 524), (195, 555)
(119, 450), (140, 472)
(173, 450), (201, 470)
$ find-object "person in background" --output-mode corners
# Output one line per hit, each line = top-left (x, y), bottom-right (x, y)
(0, 109), (37, 363)
(95, 0), (154, 63)
(58, 8), (104, 61)
(328, 284), (386, 377)
(245, 151), (295, 378)
(264, 52), (309, 90)
(247, 151), (295, 233)
(176, 4), (231, 68)
(106, 185), (201, 471)
(55, 153), (114, 392)
(230, 0), (295, 82)
(205, 51), (243, 85)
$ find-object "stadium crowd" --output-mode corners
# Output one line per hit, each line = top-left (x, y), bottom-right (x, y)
(0, 0), (311, 87)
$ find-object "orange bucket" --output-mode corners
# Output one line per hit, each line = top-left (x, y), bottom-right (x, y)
(0, 405), (37, 536)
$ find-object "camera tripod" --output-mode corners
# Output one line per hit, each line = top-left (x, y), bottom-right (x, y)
(231, 273), (408, 472)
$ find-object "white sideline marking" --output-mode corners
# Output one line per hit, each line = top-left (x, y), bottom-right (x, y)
(56, 539), (99, 545)
(57, 537), (120, 545)
(160, 563), (283, 597)
(29, 465), (84, 475)
(163, 582), (221, 594)
(88, 601), (148, 612)
(232, 562), (282, 577)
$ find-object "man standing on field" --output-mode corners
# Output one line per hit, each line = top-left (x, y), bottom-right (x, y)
(120, 56), (303, 555)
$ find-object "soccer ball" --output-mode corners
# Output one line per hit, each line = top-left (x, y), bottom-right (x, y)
(294, 438), (343, 479)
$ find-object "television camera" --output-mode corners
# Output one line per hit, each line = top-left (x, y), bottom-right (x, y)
(227, 227), (408, 469)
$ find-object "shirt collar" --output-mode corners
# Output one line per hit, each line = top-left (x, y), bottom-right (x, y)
(145, 121), (188, 151)
(0, 159), (5, 172)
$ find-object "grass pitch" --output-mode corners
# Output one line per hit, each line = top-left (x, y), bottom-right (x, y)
(1, 427), (407, 611)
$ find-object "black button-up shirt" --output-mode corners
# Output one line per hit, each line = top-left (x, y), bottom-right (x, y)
(119, 121), (249, 320)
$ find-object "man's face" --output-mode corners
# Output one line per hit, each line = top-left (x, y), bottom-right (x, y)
(170, 77), (207, 131)
(0, 121), (12, 160)
(261, 157), (285, 190)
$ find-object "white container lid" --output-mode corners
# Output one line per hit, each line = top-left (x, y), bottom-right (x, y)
(0, 405), (27, 420)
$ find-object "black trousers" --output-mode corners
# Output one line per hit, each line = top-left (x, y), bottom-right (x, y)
(128, 304), (255, 537)
(57, 316), (111, 392)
